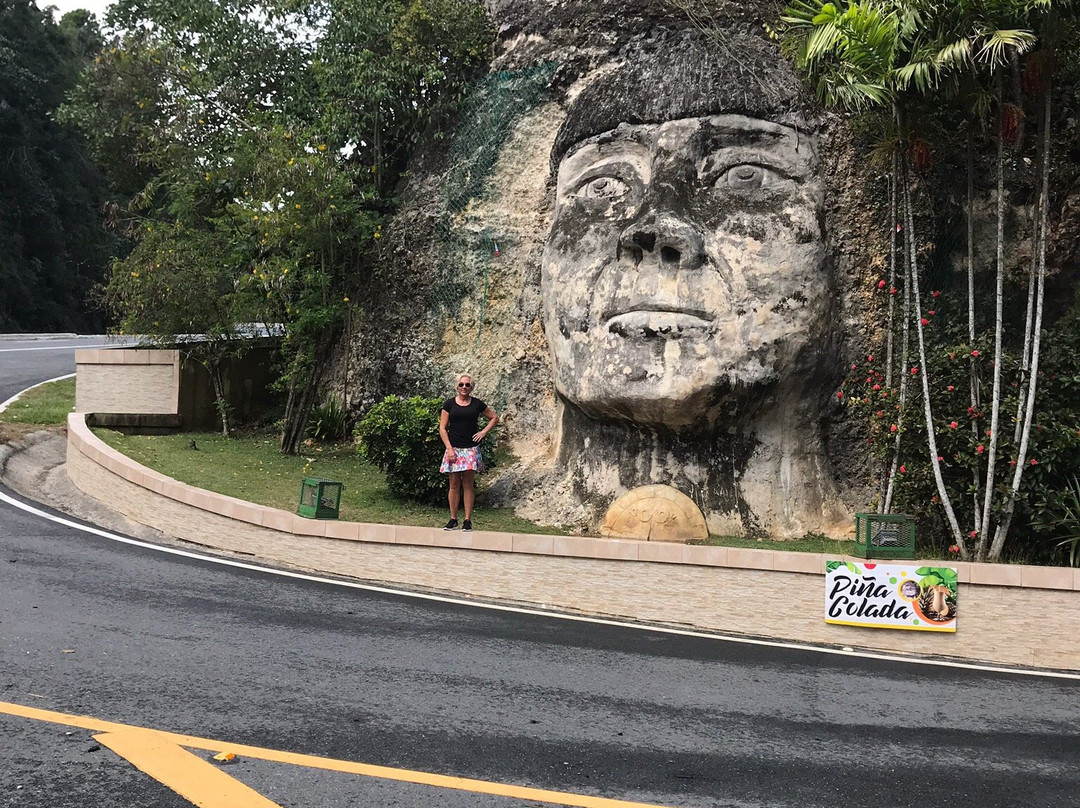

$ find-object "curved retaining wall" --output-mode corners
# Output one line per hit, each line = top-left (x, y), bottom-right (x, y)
(66, 414), (1080, 671)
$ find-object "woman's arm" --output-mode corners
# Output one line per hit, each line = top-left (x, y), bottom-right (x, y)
(472, 407), (499, 442)
(439, 409), (456, 457)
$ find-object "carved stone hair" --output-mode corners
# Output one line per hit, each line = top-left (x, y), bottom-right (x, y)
(550, 26), (815, 173)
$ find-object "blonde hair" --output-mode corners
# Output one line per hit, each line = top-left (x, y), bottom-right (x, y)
(455, 372), (473, 386)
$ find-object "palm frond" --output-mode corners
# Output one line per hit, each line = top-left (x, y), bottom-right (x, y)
(976, 28), (1037, 67)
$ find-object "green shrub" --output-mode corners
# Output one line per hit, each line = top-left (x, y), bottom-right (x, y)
(307, 395), (348, 442)
(355, 395), (445, 504)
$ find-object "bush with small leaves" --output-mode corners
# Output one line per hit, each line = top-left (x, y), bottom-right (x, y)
(355, 395), (445, 504)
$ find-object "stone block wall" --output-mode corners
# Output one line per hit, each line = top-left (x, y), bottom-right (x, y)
(75, 349), (180, 415)
(66, 413), (1080, 672)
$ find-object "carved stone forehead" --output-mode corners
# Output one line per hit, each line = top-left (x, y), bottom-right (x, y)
(551, 27), (813, 173)
(558, 115), (818, 177)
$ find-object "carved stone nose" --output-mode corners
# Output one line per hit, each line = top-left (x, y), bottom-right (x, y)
(619, 214), (704, 270)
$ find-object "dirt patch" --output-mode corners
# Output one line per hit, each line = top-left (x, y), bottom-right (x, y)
(0, 423), (63, 445)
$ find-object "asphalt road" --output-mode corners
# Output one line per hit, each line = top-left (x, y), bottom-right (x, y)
(1, 337), (1079, 808)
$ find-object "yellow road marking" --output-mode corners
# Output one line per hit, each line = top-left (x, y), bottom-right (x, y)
(95, 730), (283, 808)
(1, 701), (677, 808)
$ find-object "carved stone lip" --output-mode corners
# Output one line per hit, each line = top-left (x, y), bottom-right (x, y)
(605, 309), (715, 338)
(603, 304), (714, 322)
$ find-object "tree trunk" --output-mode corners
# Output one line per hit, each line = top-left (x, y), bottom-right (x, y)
(279, 328), (335, 455)
(977, 85), (1008, 562)
(210, 358), (229, 438)
(990, 80), (1052, 560)
(966, 124), (982, 535)
(903, 170), (967, 555)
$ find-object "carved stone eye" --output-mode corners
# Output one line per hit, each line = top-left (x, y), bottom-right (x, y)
(719, 164), (769, 190)
(578, 175), (632, 201)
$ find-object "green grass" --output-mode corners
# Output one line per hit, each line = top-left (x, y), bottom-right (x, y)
(0, 377), (75, 425)
(693, 532), (860, 556)
(88, 428), (871, 551)
(92, 429), (567, 535)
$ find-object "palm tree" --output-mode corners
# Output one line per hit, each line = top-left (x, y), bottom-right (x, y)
(781, 0), (1054, 559)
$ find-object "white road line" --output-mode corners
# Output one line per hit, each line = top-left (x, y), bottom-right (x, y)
(0, 488), (1076, 681)
(0, 374), (75, 415)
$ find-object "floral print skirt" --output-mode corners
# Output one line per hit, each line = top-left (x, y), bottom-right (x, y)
(440, 446), (484, 473)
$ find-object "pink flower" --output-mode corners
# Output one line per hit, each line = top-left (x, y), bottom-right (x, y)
(899, 465), (907, 473)
(947, 385), (955, 392)
(875, 410), (884, 417)
(1030, 458), (1039, 465)
(949, 421), (958, 429)
(970, 530), (977, 538)
(976, 444), (985, 454)
(867, 355), (874, 362)
(872, 384), (881, 391)
(971, 349), (980, 357)
(851, 363), (857, 370)
(890, 424), (898, 433)
(949, 544), (960, 554)
(932, 290), (942, 298)
(928, 310), (936, 316)
(836, 391), (844, 399)
(938, 456), (944, 462)
(921, 318), (930, 326)
(890, 287), (898, 295)
(877, 279), (886, 289)
(911, 367), (919, 375)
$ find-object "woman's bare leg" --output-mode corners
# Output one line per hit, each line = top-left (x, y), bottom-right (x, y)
(448, 472), (461, 519)
(462, 469), (476, 520)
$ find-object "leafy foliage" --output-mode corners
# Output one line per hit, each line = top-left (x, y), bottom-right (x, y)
(59, 0), (493, 451)
(307, 395), (349, 442)
(355, 395), (445, 504)
(0, 3), (116, 331)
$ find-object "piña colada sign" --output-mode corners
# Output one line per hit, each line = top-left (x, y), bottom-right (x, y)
(825, 560), (957, 632)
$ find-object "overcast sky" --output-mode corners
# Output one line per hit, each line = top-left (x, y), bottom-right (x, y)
(42, 0), (113, 22)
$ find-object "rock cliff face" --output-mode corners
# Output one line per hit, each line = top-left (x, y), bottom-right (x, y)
(332, 0), (880, 537)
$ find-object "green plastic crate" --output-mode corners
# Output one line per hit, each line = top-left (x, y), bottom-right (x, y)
(298, 478), (343, 520)
(854, 512), (916, 559)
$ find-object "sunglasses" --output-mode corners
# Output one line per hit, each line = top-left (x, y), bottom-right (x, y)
(457, 382), (472, 389)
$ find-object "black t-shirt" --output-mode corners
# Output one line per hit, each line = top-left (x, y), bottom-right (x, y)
(443, 397), (487, 448)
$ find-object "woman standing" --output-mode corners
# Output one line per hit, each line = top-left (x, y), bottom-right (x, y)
(439, 373), (499, 531)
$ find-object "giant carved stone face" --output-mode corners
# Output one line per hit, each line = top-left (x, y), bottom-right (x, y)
(541, 114), (828, 430)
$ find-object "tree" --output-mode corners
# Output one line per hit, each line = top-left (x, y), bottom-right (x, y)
(782, 0), (1066, 560)
(60, 0), (492, 451)
(0, 2), (115, 332)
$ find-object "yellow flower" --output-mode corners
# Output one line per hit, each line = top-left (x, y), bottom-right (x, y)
(288, 158), (295, 166)
(343, 296), (349, 303)
(131, 271), (139, 278)
(295, 203), (301, 209)
(205, 172), (210, 181)
(253, 215), (259, 221)
(317, 144), (327, 152)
